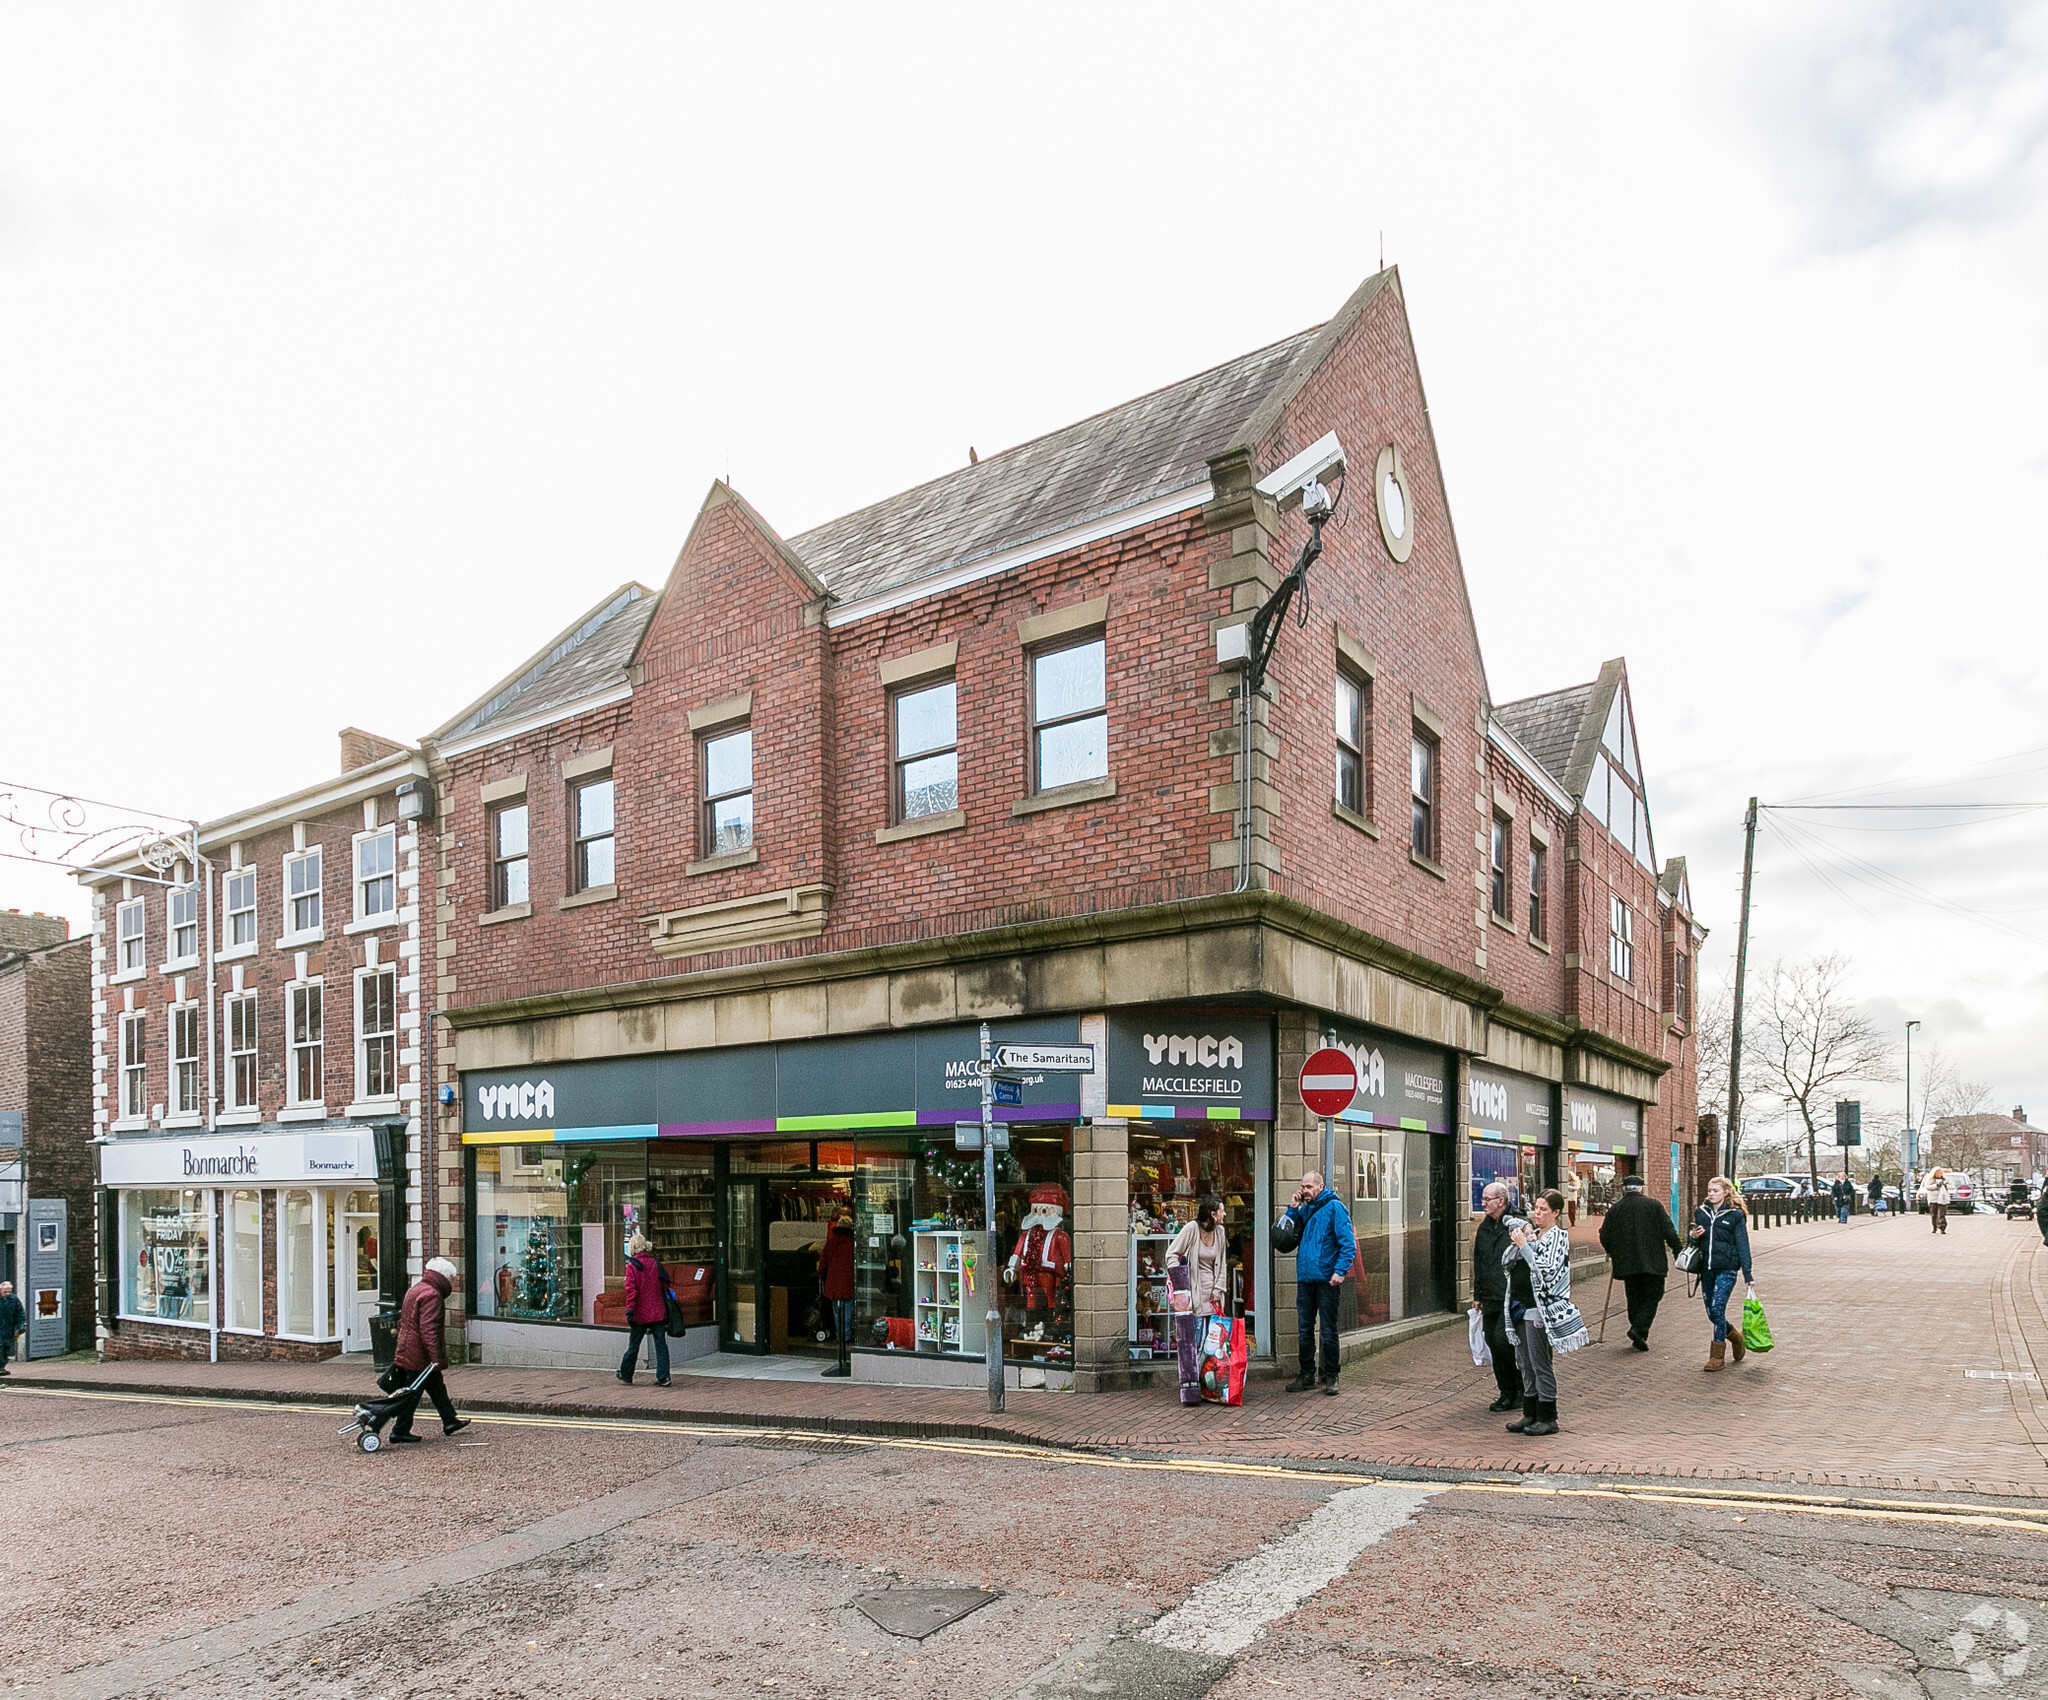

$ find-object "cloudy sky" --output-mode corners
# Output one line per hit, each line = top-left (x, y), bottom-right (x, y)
(4, 3), (2044, 1140)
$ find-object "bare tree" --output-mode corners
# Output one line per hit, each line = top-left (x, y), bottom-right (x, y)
(1695, 981), (1732, 1135)
(1749, 954), (1895, 1189)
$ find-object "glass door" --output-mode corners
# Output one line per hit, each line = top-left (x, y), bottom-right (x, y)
(722, 1178), (763, 1352)
(342, 1192), (381, 1352)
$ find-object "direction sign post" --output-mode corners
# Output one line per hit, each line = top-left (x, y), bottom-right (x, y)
(1300, 1045), (1359, 1187)
(993, 1043), (1096, 1074)
(978, 1024), (1002, 1414)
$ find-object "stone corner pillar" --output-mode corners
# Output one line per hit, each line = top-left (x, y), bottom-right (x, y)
(1069, 1118), (1131, 1391)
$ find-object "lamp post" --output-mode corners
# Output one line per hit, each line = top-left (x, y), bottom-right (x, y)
(1904, 1020), (1921, 1194)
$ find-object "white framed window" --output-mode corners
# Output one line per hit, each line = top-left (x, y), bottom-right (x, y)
(224, 868), (257, 948)
(226, 1189), (263, 1333)
(701, 729), (753, 855)
(1609, 894), (1634, 981)
(355, 966), (398, 1102)
(225, 991), (259, 1112)
(167, 882), (198, 964)
(354, 827), (396, 923)
(288, 980), (323, 1107)
(120, 1188), (213, 1327)
(1030, 637), (1108, 792)
(119, 1011), (147, 1121)
(284, 846), (322, 939)
(491, 802), (530, 909)
(116, 898), (146, 975)
(170, 1003), (200, 1118)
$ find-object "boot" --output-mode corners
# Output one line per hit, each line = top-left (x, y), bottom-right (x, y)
(1728, 1325), (1747, 1363)
(1525, 1399), (1559, 1437)
(1487, 1391), (1520, 1413)
(1703, 1339), (1727, 1373)
(1506, 1397), (1538, 1433)
(1286, 1373), (1317, 1393)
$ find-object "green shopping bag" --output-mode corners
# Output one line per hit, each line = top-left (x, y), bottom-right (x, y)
(1741, 1294), (1774, 1354)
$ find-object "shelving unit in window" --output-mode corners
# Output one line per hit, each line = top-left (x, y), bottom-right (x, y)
(912, 1229), (984, 1356)
(1128, 1232), (1176, 1360)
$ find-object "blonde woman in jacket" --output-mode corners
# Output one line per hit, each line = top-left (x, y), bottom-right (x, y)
(1166, 1194), (1230, 1407)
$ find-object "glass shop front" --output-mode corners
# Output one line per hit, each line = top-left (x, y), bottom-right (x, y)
(1465, 1063), (1560, 1249)
(464, 1019), (1085, 1370)
(1562, 1084), (1643, 1249)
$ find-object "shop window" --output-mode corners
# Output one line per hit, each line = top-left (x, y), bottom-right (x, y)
(1490, 813), (1511, 921)
(355, 827), (396, 922)
(702, 727), (754, 856)
(225, 991), (259, 1111)
(1409, 728), (1438, 859)
(168, 881), (198, 964)
(1528, 843), (1547, 942)
(572, 776), (615, 891)
(117, 897), (146, 973)
(1335, 670), (1368, 817)
(491, 803), (529, 909)
(285, 845), (322, 937)
(288, 981), (323, 1107)
(1341, 1125), (1443, 1329)
(224, 867), (257, 947)
(227, 1189), (262, 1332)
(119, 1011), (146, 1121)
(1609, 894), (1634, 981)
(357, 967), (397, 1101)
(121, 1188), (212, 1325)
(1031, 637), (1107, 792)
(475, 1142), (646, 1328)
(170, 1003), (200, 1117)
(1127, 1125), (1257, 1364)
(648, 1145), (716, 1326)
(892, 678), (959, 821)
(281, 1189), (317, 1335)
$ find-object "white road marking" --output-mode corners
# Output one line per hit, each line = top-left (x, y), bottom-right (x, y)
(1140, 1483), (1438, 1659)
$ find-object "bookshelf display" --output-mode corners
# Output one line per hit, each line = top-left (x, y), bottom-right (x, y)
(1128, 1232), (1176, 1360)
(912, 1229), (986, 1356)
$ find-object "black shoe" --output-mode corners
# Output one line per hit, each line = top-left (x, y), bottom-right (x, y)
(1486, 1394), (1519, 1413)
(443, 1418), (471, 1436)
(615, 1370), (632, 1385)
(1630, 1338), (1649, 1353)
(1506, 1400), (1537, 1433)
(1286, 1375), (1316, 1393)
(1320, 1379), (1339, 1396)
(655, 1379), (672, 1387)
(1525, 1399), (1560, 1436)
(390, 1432), (422, 1445)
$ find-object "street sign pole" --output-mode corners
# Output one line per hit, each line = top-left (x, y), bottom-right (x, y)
(980, 1021), (1003, 1414)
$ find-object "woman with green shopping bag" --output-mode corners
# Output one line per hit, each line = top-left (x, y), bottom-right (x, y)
(1689, 1175), (1755, 1373)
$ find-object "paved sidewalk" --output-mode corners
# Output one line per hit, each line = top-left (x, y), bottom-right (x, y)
(12, 1210), (2047, 1496)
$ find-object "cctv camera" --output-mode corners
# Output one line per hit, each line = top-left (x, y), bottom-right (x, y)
(1255, 431), (1347, 516)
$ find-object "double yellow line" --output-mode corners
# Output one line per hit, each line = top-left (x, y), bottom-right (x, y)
(17, 1385), (2048, 1537)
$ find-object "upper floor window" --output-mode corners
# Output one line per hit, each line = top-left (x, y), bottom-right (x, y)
(1031, 637), (1107, 792)
(1609, 895), (1634, 982)
(1335, 672), (1368, 817)
(168, 883), (198, 963)
(1528, 843), (1548, 943)
(572, 778), (616, 891)
(355, 828), (396, 921)
(289, 981), (323, 1107)
(1490, 814), (1511, 921)
(491, 803), (529, 909)
(117, 898), (146, 973)
(285, 846), (322, 937)
(226, 991), (259, 1112)
(171, 1004), (200, 1117)
(225, 868), (257, 948)
(119, 1011), (147, 1120)
(1675, 950), (1691, 1022)
(893, 680), (959, 821)
(1409, 729), (1438, 860)
(702, 728), (754, 855)
(357, 966), (398, 1101)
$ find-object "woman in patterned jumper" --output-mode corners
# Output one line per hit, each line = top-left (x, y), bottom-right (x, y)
(1503, 1188), (1588, 1437)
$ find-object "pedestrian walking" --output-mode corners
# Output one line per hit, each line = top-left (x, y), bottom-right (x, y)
(1280, 1168), (1353, 1395)
(1689, 1177), (1755, 1374)
(816, 1208), (856, 1377)
(1564, 1168), (1581, 1229)
(2036, 1184), (2048, 1248)
(1598, 1173), (1684, 1351)
(1503, 1188), (1584, 1436)
(1928, 1175), (1951, 1235)
(616, 1234), (673, 1387)
(1867, 1175), (1885, 1220)
(0, 1281), (23, 1375)
(1830, 1175), (1855, 1225)
(1166, 1194), (1230, 1406)
(390, 1256), (470, 1442)
(1470, 1181), (1523, 1411)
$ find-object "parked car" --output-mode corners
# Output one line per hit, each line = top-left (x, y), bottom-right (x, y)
(1740, 1174), (1819, 1201)
(1916, 1169), (1975, 1213)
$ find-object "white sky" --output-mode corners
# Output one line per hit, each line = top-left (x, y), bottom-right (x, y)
(4, 3), (2044, 1140)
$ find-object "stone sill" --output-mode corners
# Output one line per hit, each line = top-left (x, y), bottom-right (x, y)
(214, 941), (258, 964)
(1489, 911), (1517, 933)
(278, 1104), (329, 1123)
(343, 915), (399, 936)
(1012, 776), (1116, 818)
(876, 809), (967, 846)
(558, 884), (619, 912)
(1528, 934), (1552, 955)
(275, 929), (325, 950)
(1331, 799), (1379, 839)
(685, 847), (760, 877)
(1409, 849), (1447, 881)
(479, 903), (532, 927)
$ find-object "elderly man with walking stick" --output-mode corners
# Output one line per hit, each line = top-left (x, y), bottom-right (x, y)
(1598, 1173), (1685, 1351)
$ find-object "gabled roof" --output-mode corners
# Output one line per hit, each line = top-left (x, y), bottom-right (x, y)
(787, 329), (1322, 609)
(1493, 683), (1594, 793)
(431, 583), (657, 748)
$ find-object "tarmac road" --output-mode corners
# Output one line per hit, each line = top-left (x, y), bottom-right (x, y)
(3, 1387), (2045, 1700)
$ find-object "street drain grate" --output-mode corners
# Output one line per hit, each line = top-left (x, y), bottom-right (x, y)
(852, 1587), (1000, 1640)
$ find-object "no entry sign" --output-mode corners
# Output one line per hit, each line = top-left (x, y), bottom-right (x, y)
(1299, 1048), (1358, 1118)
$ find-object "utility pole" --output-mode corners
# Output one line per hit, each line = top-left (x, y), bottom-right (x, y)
(1724, 798), (1758, 1177)
(1904, 1019), (1920, 1191)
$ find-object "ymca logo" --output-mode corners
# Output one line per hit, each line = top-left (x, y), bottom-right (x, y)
(1142, 1033), (1246, 1069)
(478, 1079), (556, 1122)
(1469, 1078), (1508, 1122)
(1329, 1041), (1386, 1098)
(1569, 1099), (1600, 1137)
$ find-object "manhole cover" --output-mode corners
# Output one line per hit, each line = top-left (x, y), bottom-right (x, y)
(852, 1586), (999, 1640)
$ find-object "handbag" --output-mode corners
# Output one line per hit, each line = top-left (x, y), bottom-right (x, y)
(1674, 1244), (1702, 1274)
(1467, 1306), (1492, 1367)
(664, 1288), (688, 1340)
(1272, 1193), (1325, 1256)
(376, 1361), (407, 1393)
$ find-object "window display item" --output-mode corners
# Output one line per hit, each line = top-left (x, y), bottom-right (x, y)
(1197, 1313), (1249, 1406)
(1004, 1185), (1071, 1315)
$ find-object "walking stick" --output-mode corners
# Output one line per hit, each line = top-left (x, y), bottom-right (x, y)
(1597, 1272), (1615, 1343)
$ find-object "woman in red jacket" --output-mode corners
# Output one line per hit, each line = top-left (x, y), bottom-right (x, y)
(616, 1234), (672, 1387)
(817, 1208), (856, 1378)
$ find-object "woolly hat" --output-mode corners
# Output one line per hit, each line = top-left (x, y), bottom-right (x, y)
(426, 1256), (459, 1280)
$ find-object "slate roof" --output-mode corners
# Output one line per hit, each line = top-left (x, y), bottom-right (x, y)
(433, 583), (656, 743)
(788, 329), (1323, 606)
(1494, 683), (1594, 794)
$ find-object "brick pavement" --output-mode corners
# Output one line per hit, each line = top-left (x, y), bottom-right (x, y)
(12, 1210), (2046, 1496)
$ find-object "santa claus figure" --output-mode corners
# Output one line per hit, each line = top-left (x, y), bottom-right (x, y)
(1004, 1184), (1071, 1317)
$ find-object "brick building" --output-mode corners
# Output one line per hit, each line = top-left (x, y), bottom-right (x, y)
(421, 266), (1706, 1391)
(0, 909), (92, 1354)
(82, 733), (432, 1361)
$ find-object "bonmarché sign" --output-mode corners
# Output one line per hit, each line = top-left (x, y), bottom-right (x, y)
(182, 1145), (260, 1178)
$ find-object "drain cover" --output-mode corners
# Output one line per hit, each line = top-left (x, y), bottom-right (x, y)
(852, 1586), (999, 1640)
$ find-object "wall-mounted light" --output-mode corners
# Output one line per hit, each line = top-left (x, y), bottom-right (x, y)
(396, 780), (434, 823)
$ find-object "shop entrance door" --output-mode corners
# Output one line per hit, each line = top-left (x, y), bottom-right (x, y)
(341, 1191), (381, 1353)
(721, 1179), (763, 1353)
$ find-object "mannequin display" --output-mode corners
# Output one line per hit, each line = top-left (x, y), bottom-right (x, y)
(1004, 1184), (1072, 1325)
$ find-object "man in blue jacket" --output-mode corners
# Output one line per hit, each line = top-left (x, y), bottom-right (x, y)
(1281, 1168), (1354, 1395)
